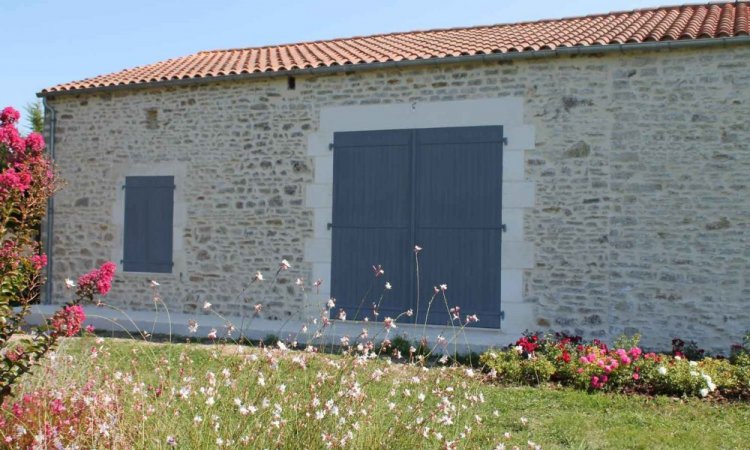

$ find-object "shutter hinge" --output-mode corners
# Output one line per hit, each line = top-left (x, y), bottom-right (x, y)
(500, 310), (505, 321)
(328, 143), (334, 151)
(502, 137), (508, 146)
(501, 224), (507, 232)
(327, 222), (333, 230)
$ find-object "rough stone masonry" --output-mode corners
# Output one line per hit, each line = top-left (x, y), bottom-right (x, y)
(44, 44), (750, 351)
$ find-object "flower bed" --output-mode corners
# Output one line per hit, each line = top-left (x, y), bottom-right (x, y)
(480, 333), (750, 398)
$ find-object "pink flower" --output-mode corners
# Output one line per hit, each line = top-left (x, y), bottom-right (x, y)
(0, 124), (25, 153)
(50, 304), (86, 337)
(384, 317), (396, 330)
(628, 347), (643, 359)
(279, 259), (291, 270)
(77, 261), (116, 297)
(590, 374), (608, 389)
(31, 253), (47, 270)
(0, 166), (33, 200)
(372, 264), (384, 277)
(632, 373), (640, 380)
(207, 328), (217, 340)
(24, 132), (45, 154)
(85, 324), (95, 333)
(0, 107), (20, 124)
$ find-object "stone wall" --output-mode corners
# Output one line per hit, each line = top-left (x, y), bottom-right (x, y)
(45, 44), (750, 350)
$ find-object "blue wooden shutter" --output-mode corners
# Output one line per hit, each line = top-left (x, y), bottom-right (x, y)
(415, 126), (504, 327)
(123, 176), (174, 273)
(331, 130), (413, 320)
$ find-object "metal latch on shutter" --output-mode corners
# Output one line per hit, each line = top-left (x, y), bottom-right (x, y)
(502, 137), (508, 146)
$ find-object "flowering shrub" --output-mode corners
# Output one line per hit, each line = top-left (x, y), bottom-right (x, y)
(0, 106), (115, 404)
(481, 332), (750, 398)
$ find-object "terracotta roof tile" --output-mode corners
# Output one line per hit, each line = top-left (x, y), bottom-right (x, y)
(42, 1), (750, 94)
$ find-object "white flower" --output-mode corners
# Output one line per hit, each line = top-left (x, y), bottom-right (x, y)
(280, 259), (291, 270)
(193, 415), (203, 424)
(384, 281), (392, 290)
(689, 361), (698, 367)
(327, 298), (336, 309)
(384, 317), (396, 330)
(150, 280), (160, 287)
(203, 301), (212, 310)
(702, 373), (717, 391)
(295, 278), (304, 286)
(513, 345), (524, 354)
(520, 417), (528, 426)
(253, 271), (264, 281)
(187, 320), (198, 333)
(658, 366), (668, 375)
(700, 388), (709, 397)
(166, 436), (176, 447)
(440, 284), (448, 291)
(207, 328), (217, 340)
(64, 278), (76, 289)
(414, 245), (422, 253)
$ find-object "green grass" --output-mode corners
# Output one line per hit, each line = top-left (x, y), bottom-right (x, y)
(4, 337), (750, 449)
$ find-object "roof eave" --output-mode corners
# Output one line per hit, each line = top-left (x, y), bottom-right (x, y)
(37, 36), (750, 98)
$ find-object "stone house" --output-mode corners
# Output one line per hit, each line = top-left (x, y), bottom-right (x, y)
(37, 2), (750, 351)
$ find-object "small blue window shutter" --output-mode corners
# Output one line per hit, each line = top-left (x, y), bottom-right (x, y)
(415, 126), (504, 327)
(123, 176), (174, 273)
(331, 130), (413, 320)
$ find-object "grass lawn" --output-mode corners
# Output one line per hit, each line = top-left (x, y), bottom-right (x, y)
(4, 337), (750, 449)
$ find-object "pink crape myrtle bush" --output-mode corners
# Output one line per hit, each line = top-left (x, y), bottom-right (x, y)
(0, 106), (116, 404)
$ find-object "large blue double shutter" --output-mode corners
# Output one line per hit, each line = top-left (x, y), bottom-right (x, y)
(331, 126), (504, 327)
(123, 176), (174, 273)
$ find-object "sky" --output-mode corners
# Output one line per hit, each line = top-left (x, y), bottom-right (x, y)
(3, 0), (674, 132)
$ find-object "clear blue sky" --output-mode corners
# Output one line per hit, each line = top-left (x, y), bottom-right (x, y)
(3, 0), (671, 132)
